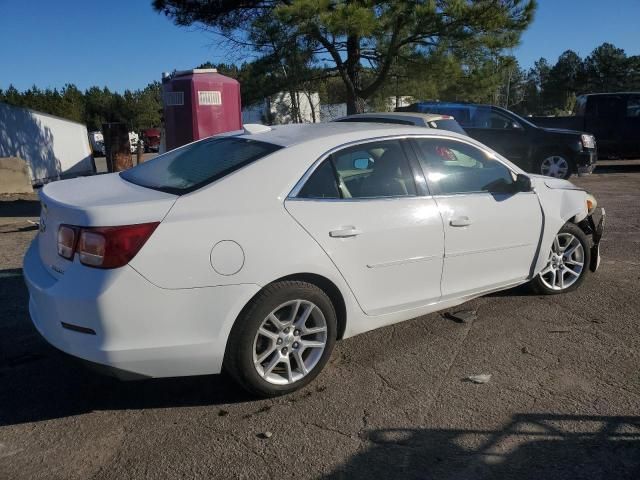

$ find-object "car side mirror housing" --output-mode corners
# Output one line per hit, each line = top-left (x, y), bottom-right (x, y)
(353, 158), (370, 170)
(514, 173), (532, 192)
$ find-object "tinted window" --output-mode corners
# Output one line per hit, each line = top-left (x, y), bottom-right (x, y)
(626, 96), (640, 117)
(298, 160), (340, 199)
(120, 137), (281, 194)
(413, 138), (515, 195)
(332, 140), (416, 198)
(469, 108), (516, 129)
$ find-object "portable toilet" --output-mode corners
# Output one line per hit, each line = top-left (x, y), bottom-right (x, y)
(162, 69), (242, 151)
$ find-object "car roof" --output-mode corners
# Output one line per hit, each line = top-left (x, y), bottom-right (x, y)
(335, 112), (454, 122)
(233, 122), (464, 147)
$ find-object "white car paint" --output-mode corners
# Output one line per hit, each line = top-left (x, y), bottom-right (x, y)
(23, 122), (593, 378)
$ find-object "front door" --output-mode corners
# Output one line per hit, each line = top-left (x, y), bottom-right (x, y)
(410, 137), (543, 298)
(285, 139), (445, 316)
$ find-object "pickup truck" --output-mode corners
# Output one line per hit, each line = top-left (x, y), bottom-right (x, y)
(397, 101), (597, 179)
(531, 93), (640, 160)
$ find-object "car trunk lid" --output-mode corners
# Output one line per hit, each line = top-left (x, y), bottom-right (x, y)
(38, 173), (177, 277)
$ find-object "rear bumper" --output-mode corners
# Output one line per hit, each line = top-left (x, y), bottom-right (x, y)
(23, 238), (260, 378)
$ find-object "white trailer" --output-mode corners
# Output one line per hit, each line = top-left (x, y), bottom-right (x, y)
(0, 102), (95, 185)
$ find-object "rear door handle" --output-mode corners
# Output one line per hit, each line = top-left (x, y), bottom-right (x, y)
(450, 216), (472, 227)
(329, 226), (362, 238)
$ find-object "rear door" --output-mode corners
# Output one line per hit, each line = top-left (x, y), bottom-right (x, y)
(410, 137), (543, 298)
(285, 139), (444, 316)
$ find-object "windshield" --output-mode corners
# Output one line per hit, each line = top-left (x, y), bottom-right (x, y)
(120, 137), (282, 195)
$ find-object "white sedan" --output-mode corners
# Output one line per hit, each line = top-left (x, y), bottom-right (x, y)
(24, 123), (604, 396)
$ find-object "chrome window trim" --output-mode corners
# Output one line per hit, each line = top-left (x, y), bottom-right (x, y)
(287, 134), (520, 200)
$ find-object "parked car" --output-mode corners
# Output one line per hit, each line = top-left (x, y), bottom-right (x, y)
(397, 101), (597, 179)
(24, 122), (604, 397)
(531, 92), (640, 160)
(333, 112), (467, 135)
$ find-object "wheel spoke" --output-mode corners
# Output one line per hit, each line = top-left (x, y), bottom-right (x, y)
(549, 269), (557, 288)
(283, 356), (293, 382)
(540, 264), (554, 275)
(565, 259), (582, 266)
(559, 270), (565, 289)
(289, 300), (301, 324)
(294, 302), (314, 330)
(564, 267), (580, 277)
(553, 236), (561, 253)
(256, 345), (277, 364)
(301, 340), (324, 349)
(302, 325), (327, 336)
(262, 354), (282, 377)
(268, 313), (286, 331)
(564, 240), (580, 258)
(293, 350), (308, 375)
(258, 327), (278, 341)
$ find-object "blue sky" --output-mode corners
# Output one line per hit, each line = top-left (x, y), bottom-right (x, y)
(1, 0), (639, 93)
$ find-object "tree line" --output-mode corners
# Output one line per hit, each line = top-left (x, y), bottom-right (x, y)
(0, 82), (162, 132)
(1, 42), (638, 129)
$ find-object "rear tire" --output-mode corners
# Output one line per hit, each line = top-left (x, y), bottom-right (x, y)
(224, 281), (337, 397)
(529, 223), (590, 295)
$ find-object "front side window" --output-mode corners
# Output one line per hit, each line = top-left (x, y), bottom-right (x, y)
(120, 137), (282, 194)
(470, 108), (517, 129)
(297, 140), (417, 199)
(413, 138), (515, 195)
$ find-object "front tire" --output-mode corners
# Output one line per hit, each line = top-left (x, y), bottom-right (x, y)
(530, 223), (591, 295)
(224, 281), (337, 397)
(537, 154), (573, 179)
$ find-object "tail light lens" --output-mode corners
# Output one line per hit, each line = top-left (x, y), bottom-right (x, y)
(57, 222), (159, 269)
(57, 225), (79, 259)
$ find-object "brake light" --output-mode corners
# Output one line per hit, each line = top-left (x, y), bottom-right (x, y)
(57, 223), (159, 269)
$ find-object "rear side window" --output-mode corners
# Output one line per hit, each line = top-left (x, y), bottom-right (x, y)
(297, 140), (417, 199)
(120, 137), (282, 195)
(298, 160), (340, 199)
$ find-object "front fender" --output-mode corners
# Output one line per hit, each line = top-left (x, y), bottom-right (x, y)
(532, 181), (588, 275)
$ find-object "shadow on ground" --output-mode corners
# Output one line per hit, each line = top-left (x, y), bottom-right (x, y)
(593, 162), (640, 174)
(0, 198), (40, 219)
(325, 415), (640, 480)
(0, 268), (251, 427)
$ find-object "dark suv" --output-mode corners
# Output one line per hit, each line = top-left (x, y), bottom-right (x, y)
(397, 102), (597, 179)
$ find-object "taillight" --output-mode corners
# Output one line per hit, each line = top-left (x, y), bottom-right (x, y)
(57, 225), (79, 259)
(57, 222), (159, 269)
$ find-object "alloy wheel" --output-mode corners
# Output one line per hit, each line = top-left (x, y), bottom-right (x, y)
(252, 299), (328, 385)
(538, 232), (585, 291)
(540, 155), (570, 178)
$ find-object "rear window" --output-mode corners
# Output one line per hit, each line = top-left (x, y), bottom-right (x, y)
(120, 137), (282, 195)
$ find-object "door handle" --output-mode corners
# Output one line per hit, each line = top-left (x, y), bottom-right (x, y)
(450, 216), (472, 227)
(329, 226), (362, 238)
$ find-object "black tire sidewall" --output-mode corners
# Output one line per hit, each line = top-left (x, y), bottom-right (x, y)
(225, 281), (337, 397)
(531, 223), (591, 295)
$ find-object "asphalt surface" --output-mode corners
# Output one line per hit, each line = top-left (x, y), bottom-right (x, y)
(1, 163), (639, 479)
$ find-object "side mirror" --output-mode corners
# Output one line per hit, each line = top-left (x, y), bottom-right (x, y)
(514, 173), (532, 192)
(353, 157), (370, 170)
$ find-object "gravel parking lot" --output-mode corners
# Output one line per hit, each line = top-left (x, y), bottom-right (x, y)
(1, 163), (639, 480)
